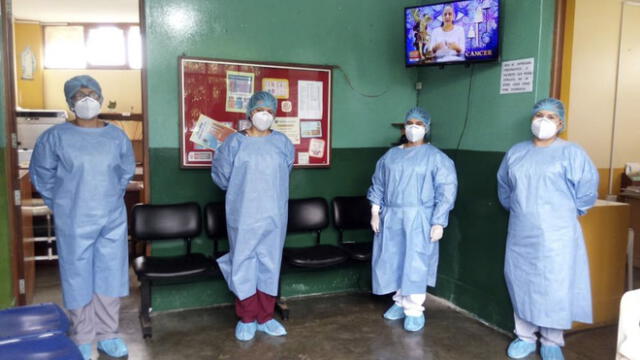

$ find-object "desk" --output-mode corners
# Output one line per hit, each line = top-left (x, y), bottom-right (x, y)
(571, 200), (630, 331)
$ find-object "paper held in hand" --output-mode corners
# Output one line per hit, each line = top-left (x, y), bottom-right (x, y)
(189, 114), (237, 150)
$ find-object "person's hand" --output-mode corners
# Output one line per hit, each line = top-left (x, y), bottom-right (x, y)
(430, 225), (444, 242)
(371, 205), (381, 233)
(211, 123), (236, 142)
(447, 42), (462, 53)
(433, 42), (446, 52)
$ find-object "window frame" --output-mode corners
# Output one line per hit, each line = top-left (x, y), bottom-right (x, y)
(43, 23), (141, 70)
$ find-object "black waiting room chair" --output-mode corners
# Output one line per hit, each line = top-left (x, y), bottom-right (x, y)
(283, 197), (349, 269)
(280, 198), (349, 319)
(131, 202), (215, 338)
(204, 202), (228, 258)
(332, 196), (373, 261)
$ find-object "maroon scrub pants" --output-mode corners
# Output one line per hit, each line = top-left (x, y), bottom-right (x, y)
(235, 290), (276, 324)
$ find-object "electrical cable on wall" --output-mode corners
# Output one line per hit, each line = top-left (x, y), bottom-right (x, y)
(334, 65), (389, 98)
(454, 63), (475, 160)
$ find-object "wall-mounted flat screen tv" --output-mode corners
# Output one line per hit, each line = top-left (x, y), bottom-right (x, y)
(405, 0), (500, 66)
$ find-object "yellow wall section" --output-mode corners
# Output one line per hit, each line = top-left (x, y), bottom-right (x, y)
(14, 22), (44, 109)
(566, 0), (640, 196)
(611, 3), (640, 169)
(598, 168), (625, 198)
(566, 0), (620, 168)
(43, 70), (142, 115)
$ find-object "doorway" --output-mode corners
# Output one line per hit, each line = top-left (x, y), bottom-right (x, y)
(3, 0), (149, 305)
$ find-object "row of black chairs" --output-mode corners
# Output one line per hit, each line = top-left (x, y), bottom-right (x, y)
(131, 196), (373, 338)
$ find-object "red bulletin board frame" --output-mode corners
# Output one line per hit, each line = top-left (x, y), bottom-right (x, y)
(179, 56), (333, 168)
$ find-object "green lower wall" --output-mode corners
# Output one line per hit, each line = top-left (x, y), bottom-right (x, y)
(0, 148), (15, 309)
(0, 5), (15, 309)
(149, 146), (513, 330)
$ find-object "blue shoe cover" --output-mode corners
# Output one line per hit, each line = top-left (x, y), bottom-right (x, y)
(97, 338), (128, 358)
(256, 319), (287, 336)
(235, 321), (257, 341)
(78, 343), (92, 360)
(383, 304), (405, 320)
(507, 338), (536, 359)
(403, 314), (425, 332)
(541, 344), (564, 360)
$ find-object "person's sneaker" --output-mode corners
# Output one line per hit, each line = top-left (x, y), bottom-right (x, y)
(383, 304), (405, 320)
(256, 319), (287, 336)
(77, 343), (92, 360)
(540, 344), (564, 360)
(403, 314), (425, 332)
(97, 338), (128, 358)
(235, 321), (257, 341)
(507, 338), (536, 359)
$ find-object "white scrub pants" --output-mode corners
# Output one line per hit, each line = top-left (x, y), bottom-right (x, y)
(68, 294), (120, 345)
(393, 290), (426, 317)
(514, 313), (565, 347)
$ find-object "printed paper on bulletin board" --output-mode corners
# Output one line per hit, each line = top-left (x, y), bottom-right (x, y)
(179, 57), (332, 168)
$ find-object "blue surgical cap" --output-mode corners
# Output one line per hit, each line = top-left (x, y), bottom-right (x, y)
(405, 107), (431, 127)
(63, 75), (103, 108)
(532, 98), (565, 131)
(246, 91), (277, 118)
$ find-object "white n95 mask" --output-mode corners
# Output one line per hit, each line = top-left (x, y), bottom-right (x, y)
(74, 97), (102, 120)
(531, 117), (558, 140)
(252, 111), (274, 131)
(405, 124), (426, 143)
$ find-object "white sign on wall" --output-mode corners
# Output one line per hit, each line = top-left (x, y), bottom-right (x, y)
(500, 58), (535, 94)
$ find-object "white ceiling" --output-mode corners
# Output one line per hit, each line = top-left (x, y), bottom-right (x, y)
(12, 0), (139, 23)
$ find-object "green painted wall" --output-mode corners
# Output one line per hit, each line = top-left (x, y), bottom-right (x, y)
(420, 0), (556, 152)
(145, 0), (422, 310)
(0, 7), (16, 308)
(417, 0), (557, 330)
(0, 149), (14, 310)
(146, 0), (422, 150)
(144, 0), (556, 332)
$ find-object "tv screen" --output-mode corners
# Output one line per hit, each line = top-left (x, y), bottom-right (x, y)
(405, 0), (500, 66)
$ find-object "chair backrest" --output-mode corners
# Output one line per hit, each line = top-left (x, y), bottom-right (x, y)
(204, 202), (227, 238)
(332, 196), (371, 230)
(287, 198), (329, 233)
(204, 202), (227, 256)
(132, 202), (201, 241)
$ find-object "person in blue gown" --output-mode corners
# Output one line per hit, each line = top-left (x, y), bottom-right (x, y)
(367, 106), (458, 332)
(498, 98), (599, 360)
(29, 75), (135, 360)
(211, 91), (294, 341)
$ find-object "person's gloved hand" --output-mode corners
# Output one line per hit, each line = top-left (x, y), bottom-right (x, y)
(430, 225), (443, 242)
(371, 204), (381, 233)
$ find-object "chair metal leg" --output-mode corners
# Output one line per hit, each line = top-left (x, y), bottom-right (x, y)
(139, 279), (152, 338)
(276, 298), (289, 321)
(276, 274), (289, 320)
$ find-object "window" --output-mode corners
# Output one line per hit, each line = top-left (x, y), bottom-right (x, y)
(44, 24), (141, 69)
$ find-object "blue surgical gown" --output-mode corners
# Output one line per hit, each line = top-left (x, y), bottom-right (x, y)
(211, 131), (294, 300)
(29, 122), (135, 310)
(497, 139), (599, 329)
(367, 144), (457, 295)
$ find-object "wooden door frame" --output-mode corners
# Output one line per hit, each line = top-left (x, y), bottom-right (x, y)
(139, 0), (150, 204)
(2, 0), (151, 305)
